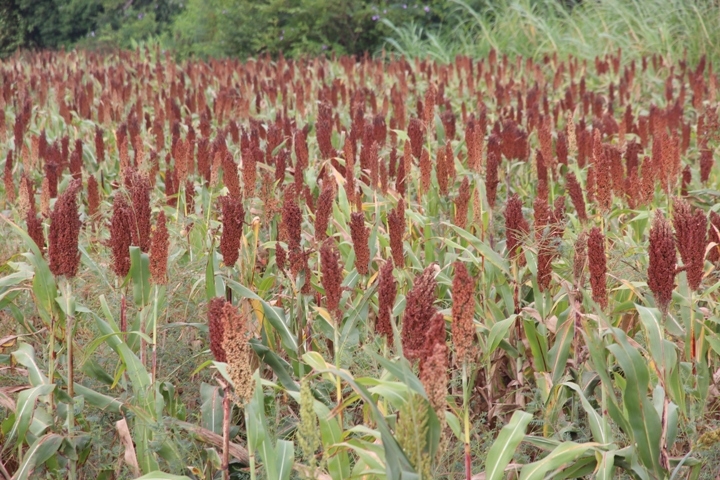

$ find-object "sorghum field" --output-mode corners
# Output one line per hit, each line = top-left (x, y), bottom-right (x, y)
(1, 46), (720, 480)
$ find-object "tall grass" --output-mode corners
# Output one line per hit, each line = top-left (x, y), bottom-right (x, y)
(383, 0), (720, 64)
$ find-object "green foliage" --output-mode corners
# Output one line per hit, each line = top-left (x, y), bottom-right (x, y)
(0, 0), (182, 57)
(169, 0), (440, 59)
(384, 0), (720, 65)
(395, 394), (431, 479)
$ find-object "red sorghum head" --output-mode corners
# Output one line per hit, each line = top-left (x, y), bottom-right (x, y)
(388, 198), (405, 267)
(504, 193), (529, 265)
(648, 211), (676, 312)
(451, 262), (475, 363)
(314, 179), (335, 242)
(219, 194), (244, 267)
(320, 238), (343, 313)
(672, 198), (707, 291)
(350, 211), (370, 275)
(401, 264), (439, 362)
(282, 186), (302, 251)
(587, 227), (607, 309)
(150, 211), (169, 284)
(454, 177), (471, 229)
(565, 172), (588, 222)
(207, 297), (227, 363)
(48, 179), (82, 278)
(110, 192), (133, 278)
(377, 259), (396, 341)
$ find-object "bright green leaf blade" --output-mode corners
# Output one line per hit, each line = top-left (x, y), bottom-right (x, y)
(483, 410), (533, 480)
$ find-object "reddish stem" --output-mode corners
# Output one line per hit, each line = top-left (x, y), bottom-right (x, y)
(465, 443), (472, 480)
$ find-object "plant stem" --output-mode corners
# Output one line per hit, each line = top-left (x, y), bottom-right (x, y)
(462, 360), (471, 480)
(219, 378), (231, 480)
(152, 285), (159, 384)
(48, 315), (55, 410)
(334, 311), (343, 428)
(247, 408), (256, 480)
(64, 278), (77, 480)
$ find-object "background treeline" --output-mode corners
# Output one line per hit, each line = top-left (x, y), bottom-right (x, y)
(0, 0), (459, 59)
(1, 0), (719, 65)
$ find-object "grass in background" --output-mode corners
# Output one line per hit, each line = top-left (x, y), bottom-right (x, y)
(383, 0), (720, 65)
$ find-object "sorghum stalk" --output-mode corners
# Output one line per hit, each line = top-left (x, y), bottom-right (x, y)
(62, 278), (77, 480)
(218, 376), (231, 480)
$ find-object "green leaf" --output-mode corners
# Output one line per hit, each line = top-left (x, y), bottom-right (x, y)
(562, 382), (612, 444)
(73, 383), (124, 414)
(130, 246), (151, 308)
(275, 440), (295, 480)
(134, 472), (193, 480)
(226, 279), (298, 354)
(250, 339), (299, 392)
(308, 361), (416, 479)
(7, 384), (55, 447)
(607, 328), (664, 476)
(519, 442), (597, 480)
(200, 383), (223, 435)
(548, 315), (574, 384)
(12, 433), (64, 480)
(367, 350), (426, 398)
(635, 304), (669, 371)
(11, 343), (49, 386)
(93, 296), (151, 403)
(205, 252), (216, 300)
(444, 223), (510, 275)
(486, 315), (517, 359)
(483, 410), (533, 480)
(1, 216), (59, 323)
(595, 451), (616, 480)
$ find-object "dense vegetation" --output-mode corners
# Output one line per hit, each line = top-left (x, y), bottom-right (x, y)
(0, 0), (447, 59)
(2, 40), (720, 479)
(4, 0), (720, 66)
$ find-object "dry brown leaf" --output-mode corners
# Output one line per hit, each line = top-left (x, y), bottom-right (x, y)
(116, 418), (140, 477)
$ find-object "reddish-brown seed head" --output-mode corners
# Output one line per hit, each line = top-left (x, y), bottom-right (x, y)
(150, 211), (169, 284)
(320, 238), (343, 313)
(377, 259), (396, 341)
(408, 117), (424, 159)
(26, 197), (45, 254)
(401, 264), (439, 362)
(587, 227), (607, 309)
(350, 211), (370, 275)
(219, 194), (244, 268)
(565, 172), (588, 222)
(48, 179), (82, 278)
(504, 193), (529, 264)
(87, 175), (100, 218)
(314, 179), (335, 242)
(451, 262), (475, 363)
(672, 198), (707, 291)
(485, 151), (500, 209)
(419, 323), (448, 415)
(125, 169), (152, 252)
(207, 297), (227, 363)
(454, 177), (471, 229)
(388, 198), (405, 267)
(110, 192), (133, 278)
(282, 186), (302, 251)
(648, 212), (676, 312)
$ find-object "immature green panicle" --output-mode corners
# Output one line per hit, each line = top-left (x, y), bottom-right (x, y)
(396, 393), (432, 479)
(298, 376), (321, 471)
